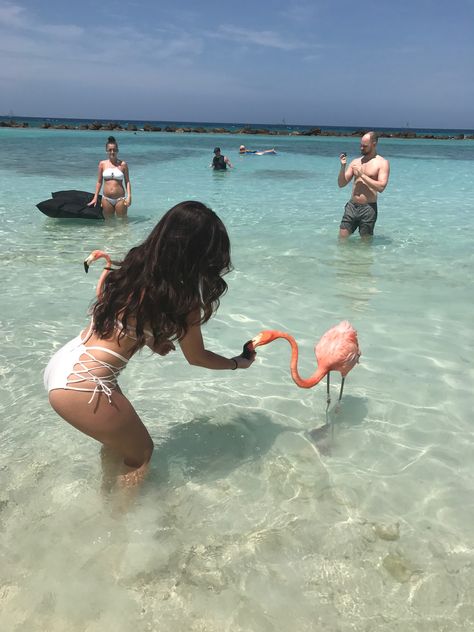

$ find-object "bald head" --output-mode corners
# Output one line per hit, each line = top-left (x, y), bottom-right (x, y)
(360, 131), (378, 157)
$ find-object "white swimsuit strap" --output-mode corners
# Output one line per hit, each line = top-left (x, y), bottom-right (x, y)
(66, 349), (127, 404)
(80, 321), (129, 362)
(84, 345), (129, 363)
(81, 322), (95, 344)
(68, 356), (123, 382)
(115, 319), (154, 342)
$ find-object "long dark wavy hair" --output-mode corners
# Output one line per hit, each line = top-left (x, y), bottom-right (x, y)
(92, 201), (232, 348)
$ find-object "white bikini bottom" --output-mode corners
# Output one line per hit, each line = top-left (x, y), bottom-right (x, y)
(103, 196), (126, 207)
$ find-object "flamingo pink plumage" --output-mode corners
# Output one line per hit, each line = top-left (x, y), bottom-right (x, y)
(83, 250), (112, 297)
(248, 320), (361, 409)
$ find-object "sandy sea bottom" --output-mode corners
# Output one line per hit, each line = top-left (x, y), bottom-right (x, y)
(1, 129), (473, 630)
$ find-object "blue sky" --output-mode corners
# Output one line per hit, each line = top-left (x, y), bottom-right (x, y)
(0, 0), (473, 128)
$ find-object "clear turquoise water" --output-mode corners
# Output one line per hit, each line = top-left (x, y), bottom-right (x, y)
(1, 128), (473, 631)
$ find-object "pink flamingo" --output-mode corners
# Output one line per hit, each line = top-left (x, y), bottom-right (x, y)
(247, 321), (361, 422)
(83, 250), (112, 297)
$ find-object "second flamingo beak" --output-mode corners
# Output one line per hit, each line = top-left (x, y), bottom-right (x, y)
(83, 252), (97, 273)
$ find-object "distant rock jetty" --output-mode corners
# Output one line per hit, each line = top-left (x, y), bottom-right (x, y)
(0, 119), (29, 128)
(0, 119), (472, 140)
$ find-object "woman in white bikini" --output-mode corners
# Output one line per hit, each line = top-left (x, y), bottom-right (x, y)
(88, 135), (131, 218)
(44, 201), (256, 486)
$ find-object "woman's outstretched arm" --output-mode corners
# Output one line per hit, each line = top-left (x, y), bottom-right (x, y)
(179, 310), (255, 370)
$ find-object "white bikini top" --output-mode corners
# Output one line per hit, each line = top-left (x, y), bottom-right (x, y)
(103, 167), (125, 182)
(115, 320), (155, 344)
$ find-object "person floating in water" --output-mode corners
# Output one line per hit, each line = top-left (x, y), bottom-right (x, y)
(44, 201), (255, 487)
(239, 145), (277, 155)
(210, 147), (233, 170)
(337, 131), (390, 239)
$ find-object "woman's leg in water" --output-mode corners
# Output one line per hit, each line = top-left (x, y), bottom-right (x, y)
(101, 197), (116, 218)
(115, 199), (128, 218)
(100, 444), (125, 493)
(49, 388), (154, 487)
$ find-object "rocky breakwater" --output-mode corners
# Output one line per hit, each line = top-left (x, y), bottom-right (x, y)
(0, 119), (29, 128)
(1, 119), (472, 140)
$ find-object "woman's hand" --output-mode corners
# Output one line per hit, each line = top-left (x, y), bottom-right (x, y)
(151, 340), (176, 356)
(87, 197), (98, 207)
(124, 198), (131, 208)
(232, 350), (256, 369)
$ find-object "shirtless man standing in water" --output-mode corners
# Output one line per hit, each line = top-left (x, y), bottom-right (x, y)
(337, 131), (390, 238)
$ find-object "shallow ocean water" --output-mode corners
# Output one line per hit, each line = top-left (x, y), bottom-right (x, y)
(1, 127), (473, 631)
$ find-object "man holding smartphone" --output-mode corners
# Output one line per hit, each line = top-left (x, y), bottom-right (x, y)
(337, 132), (390, 238)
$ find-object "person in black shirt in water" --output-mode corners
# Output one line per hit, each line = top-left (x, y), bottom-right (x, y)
(210, 147), (233, 170)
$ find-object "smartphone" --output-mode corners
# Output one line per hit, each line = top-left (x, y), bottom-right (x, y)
(341, 152), (347, 158)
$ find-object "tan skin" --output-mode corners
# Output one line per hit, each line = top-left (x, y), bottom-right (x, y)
(48, 309), (255, 486)
(337, 133), (390, 238)
(88, 142), (131, 218)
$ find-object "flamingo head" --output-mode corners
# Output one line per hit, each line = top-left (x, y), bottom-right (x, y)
(84, 250), (111, 273)
(251, 330), (283, 348)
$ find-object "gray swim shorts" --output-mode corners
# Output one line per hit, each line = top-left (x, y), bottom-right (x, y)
(340, 200), (378, 236)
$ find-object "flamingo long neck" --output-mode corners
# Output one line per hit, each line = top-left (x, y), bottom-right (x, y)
(96, 256), (112, 298)
(276, 332), (327, 389)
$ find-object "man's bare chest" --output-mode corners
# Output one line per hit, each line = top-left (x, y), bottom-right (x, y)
(359, 159), (380, 178)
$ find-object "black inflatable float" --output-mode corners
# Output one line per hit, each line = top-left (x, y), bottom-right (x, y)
(36, 190), (104, 220)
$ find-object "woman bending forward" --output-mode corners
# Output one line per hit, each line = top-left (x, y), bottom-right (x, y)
(44, 201), (255, 485)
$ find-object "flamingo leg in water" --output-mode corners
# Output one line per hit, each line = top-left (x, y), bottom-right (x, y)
(325, 373), (331, 424)
(307, 374), (332, 449)
(338, 377), (346, 402)
(330, 376), (347, 439)
(325, 372), (337, 441)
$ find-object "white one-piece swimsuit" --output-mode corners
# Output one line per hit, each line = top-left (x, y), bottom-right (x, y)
(44, 325), (129, 404)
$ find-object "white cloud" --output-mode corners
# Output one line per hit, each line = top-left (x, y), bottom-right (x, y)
(0, 2), (25, 27)
(211, 24), (316, 51)
(0, 1), (82, 37)
(0, 2), (244, 114)
(280, 1), (320, 24)
(37, 23), (84, 38)
(302, 54), (322, 63)
(0, 2), (204, 63)
(0, 2), (205, 82)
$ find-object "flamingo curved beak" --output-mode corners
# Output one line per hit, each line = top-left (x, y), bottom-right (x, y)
(84, 250), (109, 274)
(241, 340), (255, 359)
(251, 330), (281, 347)
(84, 254), (94, 273)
